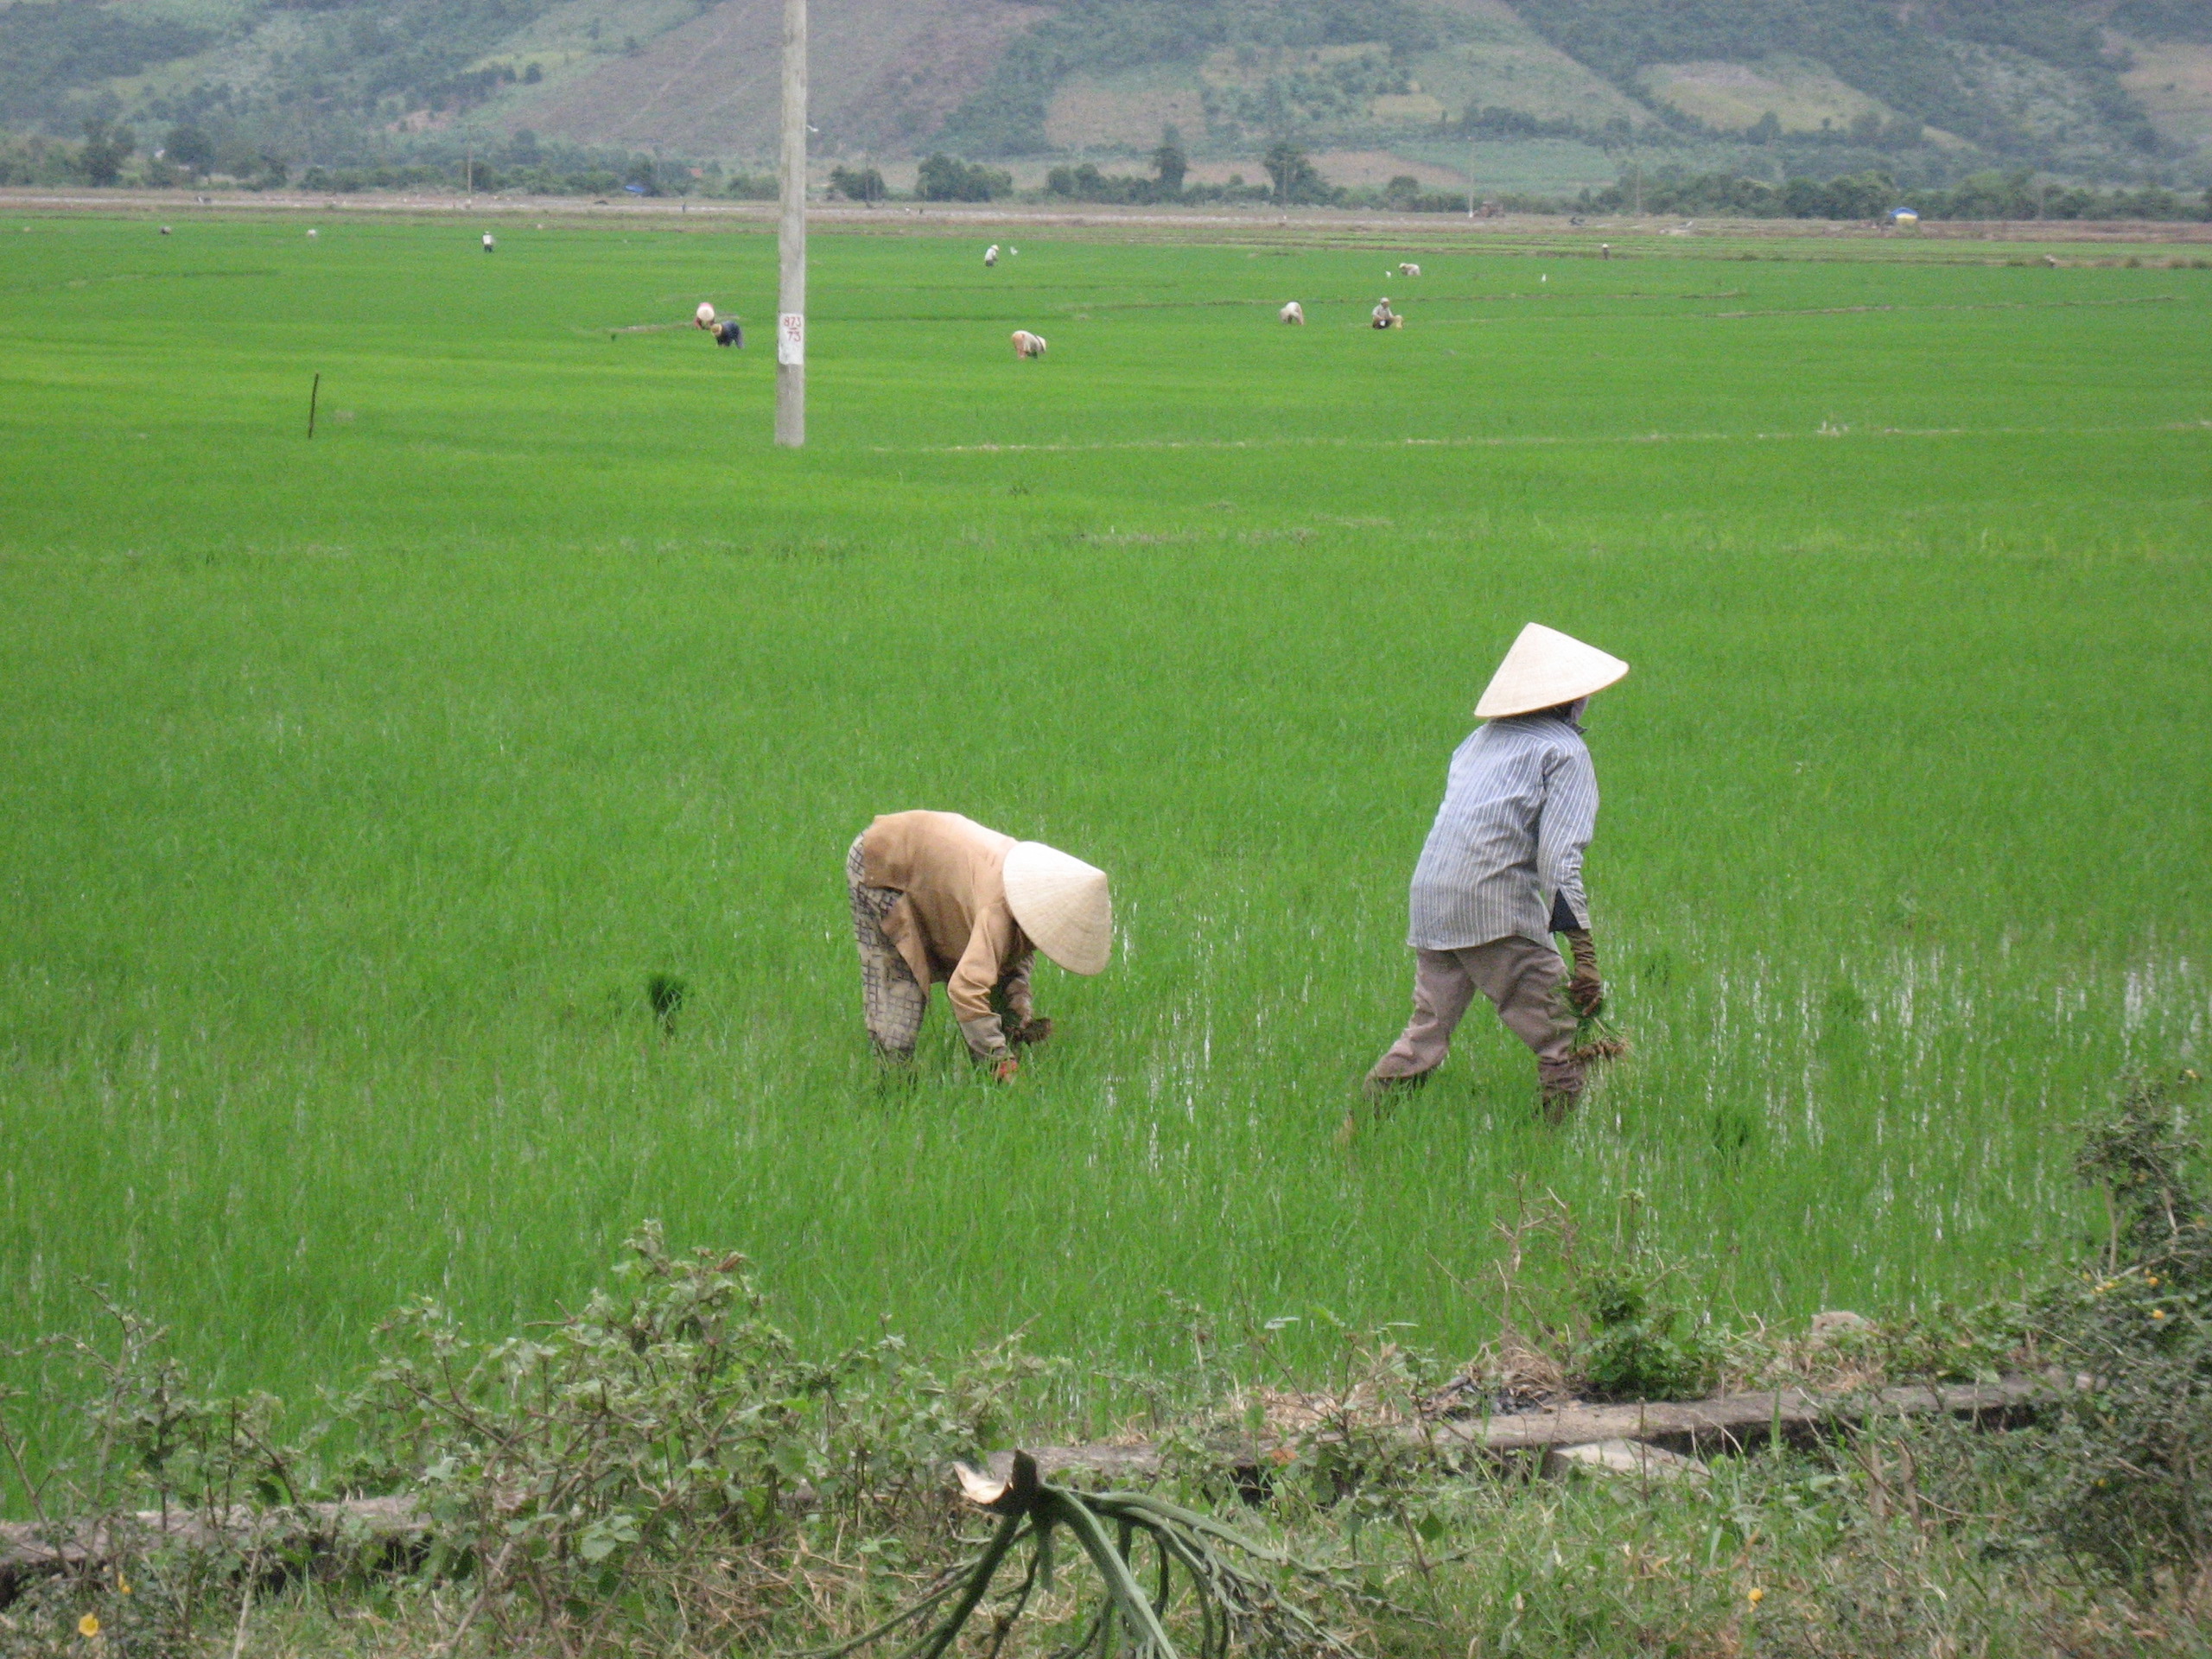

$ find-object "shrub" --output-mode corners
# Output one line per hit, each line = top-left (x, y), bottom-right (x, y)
(2020, 1071), (2210, 1574)
(1573, 1252), (1719, 1401)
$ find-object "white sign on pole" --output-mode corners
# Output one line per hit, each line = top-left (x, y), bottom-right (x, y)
(778, 312), (805, 366)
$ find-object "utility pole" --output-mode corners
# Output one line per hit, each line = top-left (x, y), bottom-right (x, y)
(774, 0), (806, 448)
(1466, 137), (1476, 219)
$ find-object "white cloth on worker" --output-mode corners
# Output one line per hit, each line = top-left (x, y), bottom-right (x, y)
(1405, 709), (1598, 950)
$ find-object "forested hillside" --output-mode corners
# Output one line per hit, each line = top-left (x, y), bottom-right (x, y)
(2, 0), (2208, 190)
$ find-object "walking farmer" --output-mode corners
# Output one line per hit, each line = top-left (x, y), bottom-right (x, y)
(848, 811), (1111, 1078)
(1359, 623), (1629, 1127)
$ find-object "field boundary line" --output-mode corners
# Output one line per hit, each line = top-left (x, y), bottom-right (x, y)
(1706, 296), (2183, 320)
(875, 421), (2212, 457)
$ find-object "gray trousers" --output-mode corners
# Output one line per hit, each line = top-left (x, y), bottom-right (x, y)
(1368, 936), (1583, 1095)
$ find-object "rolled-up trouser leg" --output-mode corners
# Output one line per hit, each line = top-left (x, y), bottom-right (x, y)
(847, 834), (925, 1059)
(1460, 936), (1583, 1098)
(1368, 949), (1481, 1081)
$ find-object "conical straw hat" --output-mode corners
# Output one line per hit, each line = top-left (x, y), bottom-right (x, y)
(1002, 842), (1112, 976)
(1473, 623), (1629, 719)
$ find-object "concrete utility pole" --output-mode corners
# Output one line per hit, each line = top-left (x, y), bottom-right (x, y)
(774, 0), (806, 448)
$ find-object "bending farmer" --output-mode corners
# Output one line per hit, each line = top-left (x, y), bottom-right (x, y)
(848, 811), (1111, 1079)
(1364, 623), (1629, 1122)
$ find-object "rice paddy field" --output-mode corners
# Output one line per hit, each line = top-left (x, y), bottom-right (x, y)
(1, 210), (2208, 1442)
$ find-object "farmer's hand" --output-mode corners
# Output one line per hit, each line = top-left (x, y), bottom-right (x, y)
(1561, 930), (1605, 1017)
(992, 1056), (1020, 1083)
(1008, 1016), (1054, 1048)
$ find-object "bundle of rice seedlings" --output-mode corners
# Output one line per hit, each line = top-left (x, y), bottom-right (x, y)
(1570, 1004), (1630, 1064)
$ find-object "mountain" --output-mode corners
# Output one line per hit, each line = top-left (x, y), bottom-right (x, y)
(4, 0), (2209, 188)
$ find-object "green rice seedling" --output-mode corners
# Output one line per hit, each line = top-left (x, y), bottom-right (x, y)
(646, 971), (686, 1035)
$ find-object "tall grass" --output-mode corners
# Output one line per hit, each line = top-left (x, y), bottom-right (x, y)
(0, 216), (2207, 1443)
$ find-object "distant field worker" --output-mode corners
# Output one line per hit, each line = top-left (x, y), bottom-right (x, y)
(848, 811), (1111, 1078)
(1370, 297), (1400, 329)
(693, 302), (743, 346)
(481, 232), (495, 251)
(1362, 623), (1629, 1124)
(1012, 329), (1048, 358)
(984, 243), (1001, 266)
(1280, 301), (1305, 325)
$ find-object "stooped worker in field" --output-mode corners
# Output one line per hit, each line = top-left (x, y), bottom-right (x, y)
(1357, 623), (1629, 1128)
(848, 811), (1111, 1078)
(693, 302), (743, 347)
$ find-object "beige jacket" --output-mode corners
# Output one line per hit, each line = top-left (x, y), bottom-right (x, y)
(860, 810), (1035, 1053)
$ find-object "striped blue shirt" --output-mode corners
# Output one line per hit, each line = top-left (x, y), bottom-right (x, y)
(1407, 711), (1599, 950)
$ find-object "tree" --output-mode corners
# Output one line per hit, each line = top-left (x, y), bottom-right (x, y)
(79, 118), (132, 186)
(829, 164), (885, 203)
(1746, 111), (1782, 145)
(1150, 124), (1185, 196)
(917, 154), (1009, 202)
(1261, 140), (1329, 207)
(162, 124), (212, 175)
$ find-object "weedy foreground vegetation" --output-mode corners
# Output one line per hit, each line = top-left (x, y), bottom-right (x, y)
(3, 1076), (2209, 1656)
(0, 212), (2209, 1650)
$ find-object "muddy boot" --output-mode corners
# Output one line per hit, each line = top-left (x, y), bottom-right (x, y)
(1537, 1058), (1586, 1126)
(1343, 1071), (1429, 1145)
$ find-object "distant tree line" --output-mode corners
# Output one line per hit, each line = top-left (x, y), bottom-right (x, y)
(1576, 165), (2212, 221)
(0, 118), (766, 198)
(17, 110), (2208, 226)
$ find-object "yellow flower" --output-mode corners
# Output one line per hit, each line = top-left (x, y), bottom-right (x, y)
(115, 1573), (130, 1595)
(1747, 1588), (1765, 1606)
(2146, 1275), (2159, 1287)
(78, 1613), (101, 1638)
(2151, 1309), (2166, 1320)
